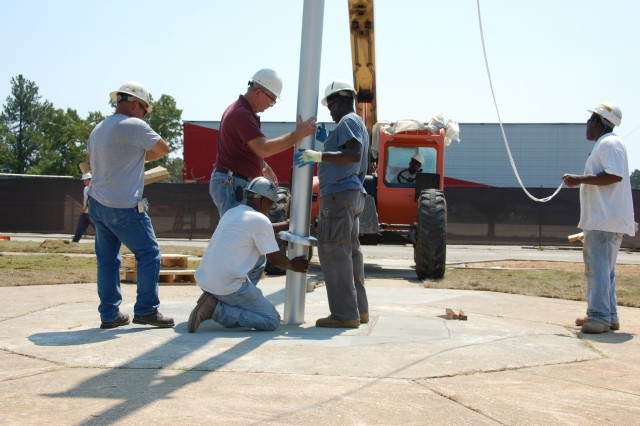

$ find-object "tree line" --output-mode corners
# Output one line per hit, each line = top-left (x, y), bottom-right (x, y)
(1, 74), (639, 189)
(0, 75), (184, 182)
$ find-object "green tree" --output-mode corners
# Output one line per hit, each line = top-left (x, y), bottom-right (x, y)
(0, 75), (52, 173)
(631, 169), (640, 190)
(144, 94), (183, 167)
(32, 108), (104, 177)
(165, 156), (184, 183)
(0, 119), (11, 172)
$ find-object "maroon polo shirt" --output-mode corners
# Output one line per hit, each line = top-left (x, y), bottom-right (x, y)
(215, 95), (265, 179)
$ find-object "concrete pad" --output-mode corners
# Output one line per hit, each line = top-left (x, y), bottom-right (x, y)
(0, 367), (497, 425)
(422, 365), (640, 424)
(1, 270), (639, 424)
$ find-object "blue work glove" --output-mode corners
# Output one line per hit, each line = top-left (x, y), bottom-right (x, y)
(315, 122), (327, 142)
(294, 149), (323, 168)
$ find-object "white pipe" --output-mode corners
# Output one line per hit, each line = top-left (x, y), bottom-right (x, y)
(284, 0), (325, 325)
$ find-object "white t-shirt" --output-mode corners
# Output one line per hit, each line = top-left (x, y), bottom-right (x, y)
(579, 133), (635, 236)
(195, 204), (280, 295)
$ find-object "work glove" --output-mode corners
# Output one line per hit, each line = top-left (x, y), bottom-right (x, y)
(294, 149), (322, 168)
(315, 123), (327, 142)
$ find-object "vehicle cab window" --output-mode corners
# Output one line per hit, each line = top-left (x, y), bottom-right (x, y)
(384, 147), (436, 186)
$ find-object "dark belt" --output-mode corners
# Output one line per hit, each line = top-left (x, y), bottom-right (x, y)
(214, 168), (249, 181)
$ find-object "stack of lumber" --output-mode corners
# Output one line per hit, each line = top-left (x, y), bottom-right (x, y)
(78, 162), (169, 186)
(120, 254), (196, 285)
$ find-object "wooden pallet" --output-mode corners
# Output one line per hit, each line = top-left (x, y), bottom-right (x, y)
(120, 254), (195, 285)
(121, 269), (196, 285)
(121, 254), (190, 270)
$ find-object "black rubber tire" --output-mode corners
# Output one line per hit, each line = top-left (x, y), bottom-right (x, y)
(414, 189), (447, 279)
(264, 187), (291, 276)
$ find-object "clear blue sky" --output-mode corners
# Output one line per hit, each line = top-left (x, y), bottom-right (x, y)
(2, 0), (639, 172)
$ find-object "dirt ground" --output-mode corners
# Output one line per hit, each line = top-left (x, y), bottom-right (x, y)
(456, 260), (640, 275)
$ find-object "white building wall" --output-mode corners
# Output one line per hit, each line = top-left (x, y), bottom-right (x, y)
(187, 121), (591, 189)
(445, 123), (590, 188)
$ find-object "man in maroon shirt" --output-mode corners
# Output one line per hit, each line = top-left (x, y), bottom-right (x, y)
(209, 68), (317, 217)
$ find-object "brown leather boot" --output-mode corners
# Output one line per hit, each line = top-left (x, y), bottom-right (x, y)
(316, 315), (360, 328)
(188, 292), (218, 333)
(576, 316), (619, 331)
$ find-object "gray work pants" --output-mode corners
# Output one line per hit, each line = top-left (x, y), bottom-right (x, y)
(317, 189), (368, 321)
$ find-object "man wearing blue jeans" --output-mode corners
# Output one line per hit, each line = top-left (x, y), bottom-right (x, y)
(563, 102), (636, 334)
(188, 178), (308, 332)
(87, 82), (174, 329)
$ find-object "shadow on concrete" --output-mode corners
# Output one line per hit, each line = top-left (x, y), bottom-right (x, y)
(30, 286), (345, 425)
(579, 332), (634, 344)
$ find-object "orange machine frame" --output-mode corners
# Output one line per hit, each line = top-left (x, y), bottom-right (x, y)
(375, 128), (446, 227)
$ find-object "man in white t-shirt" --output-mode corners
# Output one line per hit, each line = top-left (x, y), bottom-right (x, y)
(563, 102), (636, 334)
(188, 177), (309, 332)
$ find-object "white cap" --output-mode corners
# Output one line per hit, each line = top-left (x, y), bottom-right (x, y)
(321, 79), (357, 106)
(81, 172), (92, 180)
(110, 81), (153, 113)
(411, 153), (424, 165)
(250, 69), (283, 99)
(587, 102), (622, 127)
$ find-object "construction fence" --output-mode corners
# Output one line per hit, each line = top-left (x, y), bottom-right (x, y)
(1, 176), (639, 249)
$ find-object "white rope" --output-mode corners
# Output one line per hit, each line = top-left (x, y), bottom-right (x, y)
(476, 0), (563, 203)
(622, 125), (640, 139)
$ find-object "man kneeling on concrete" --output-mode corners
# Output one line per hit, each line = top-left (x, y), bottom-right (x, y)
(188, 177), (309, 332)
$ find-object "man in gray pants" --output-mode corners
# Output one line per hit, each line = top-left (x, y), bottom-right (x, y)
(295, 79), (370, 328)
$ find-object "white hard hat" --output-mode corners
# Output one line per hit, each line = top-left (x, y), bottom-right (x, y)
(411, 153), (424, 165)
(588, 102), (621, 127)
(81, 172), (92, 180)
(245, 177), (278, 203)
(110, 81), (153, 113)
(250, 69), (283, 99)
(321, 79), (357, 106)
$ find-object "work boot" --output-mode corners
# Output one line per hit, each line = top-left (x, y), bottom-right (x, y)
(188, 292), (218, 333)
(581, 319), (610, 334)
(576, 316), (619, 331)
(133, 311), (175, 328)
(316, 315), (360, 328)
(360, 312), (369, 324)
(100, 312), (130, 329)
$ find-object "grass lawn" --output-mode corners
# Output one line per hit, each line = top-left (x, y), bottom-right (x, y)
(1, 240), (639, 307)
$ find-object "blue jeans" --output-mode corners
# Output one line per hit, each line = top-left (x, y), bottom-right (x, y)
(212, 280), (281, 331)
(209, 170), (266, 285)
(209, 170), (248, 217)
(583, 229), (623, 325)
(88, 197), (161, 322)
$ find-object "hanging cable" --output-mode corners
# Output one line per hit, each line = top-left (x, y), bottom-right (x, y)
(476, 0), (563, 203)
(622, 125), (640, 139)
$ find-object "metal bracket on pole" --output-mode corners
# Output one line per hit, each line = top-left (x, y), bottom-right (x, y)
(277, 231), (318, 247)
